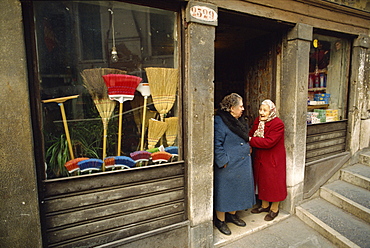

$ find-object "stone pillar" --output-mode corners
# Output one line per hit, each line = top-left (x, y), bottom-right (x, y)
(280, 23), (313, 213)
(183, 1), (217, 247)
(0, 0), (43, 247)
(348, 35), (370, 152)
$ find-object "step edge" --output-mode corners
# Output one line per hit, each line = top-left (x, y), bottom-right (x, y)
(296, 206), (361, 248)
(320, 187), (370, 223)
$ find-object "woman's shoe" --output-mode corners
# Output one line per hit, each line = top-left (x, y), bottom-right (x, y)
(264, 210), (279, 221)
(225, 213), (246, 227)
(251, 206), (270, 214)
(215, 218), (231, 235)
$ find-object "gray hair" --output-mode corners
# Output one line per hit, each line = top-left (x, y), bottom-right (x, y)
(220, 93), (242, 112)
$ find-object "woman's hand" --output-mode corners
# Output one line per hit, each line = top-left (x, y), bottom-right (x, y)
(223, 163), (228, 168)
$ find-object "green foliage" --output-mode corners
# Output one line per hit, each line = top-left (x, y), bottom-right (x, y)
(45, 134), (70, 178)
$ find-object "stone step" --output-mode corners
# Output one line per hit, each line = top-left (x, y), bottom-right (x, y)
(360, 151), (370, 166)
(296, 198), (370, 248)
(320, 180), (370, 223)
(213, 208), (290, 247)
(341, 163), (370, 190)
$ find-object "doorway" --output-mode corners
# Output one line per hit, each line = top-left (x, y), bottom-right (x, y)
(214, 10), (291, 124)
(213, 9), (292, 245)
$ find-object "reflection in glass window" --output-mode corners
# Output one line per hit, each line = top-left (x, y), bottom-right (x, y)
(34, 1), (179, 179)
(307, 34), (350, 124)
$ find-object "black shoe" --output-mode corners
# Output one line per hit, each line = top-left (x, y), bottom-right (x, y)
(251, 206), (270, 214)
(215, 218), (231, 235)
(225, 212), (246, 227)
(264, 210), (279, 221)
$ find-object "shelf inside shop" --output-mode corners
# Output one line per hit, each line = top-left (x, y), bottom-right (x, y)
(308, 87), (326, 91)
(307, 104), (329, 111)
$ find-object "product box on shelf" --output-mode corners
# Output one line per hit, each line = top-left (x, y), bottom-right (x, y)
(326, 109), (339, 122)
(314, 96), (330, 104)
(307, 112), (320, 124)
(314, 109), (326, 122)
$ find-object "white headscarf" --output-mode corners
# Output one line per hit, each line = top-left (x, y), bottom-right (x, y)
(253, 99), (277, 138)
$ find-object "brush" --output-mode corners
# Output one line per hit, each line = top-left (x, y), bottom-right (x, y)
(81, 68), (126, 171)
(103, 156), (116, 170)
(64, 157), (89, 175)
(165, 146), (179, 162)
(104, 156), (136, 169)
(103, 74), (142, 156)
(147, 118), (168, 149)
(130, 151), (151, 166)
(151, 151), (172, 164)
(164, 117), (178, 146)
(78, 158), (103, 173)
(145, 67), (179, 122)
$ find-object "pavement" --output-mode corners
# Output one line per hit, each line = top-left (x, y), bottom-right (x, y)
(213, 209), (337, 248)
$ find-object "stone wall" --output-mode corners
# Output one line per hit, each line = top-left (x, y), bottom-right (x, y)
(0, 0), (43, 247)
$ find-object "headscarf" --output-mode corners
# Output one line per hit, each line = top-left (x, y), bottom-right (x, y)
(253, 99), (277, 138)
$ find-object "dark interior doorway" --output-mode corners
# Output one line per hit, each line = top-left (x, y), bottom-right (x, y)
(214, 10), (292, 124)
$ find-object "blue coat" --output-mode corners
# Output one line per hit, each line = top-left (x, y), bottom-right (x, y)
(214, 115), (255, 212)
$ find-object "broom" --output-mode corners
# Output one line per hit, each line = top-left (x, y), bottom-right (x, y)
(102, 74), (142, 156)
(81, 68), (126, 171)
(144, 67), (179, 122)
(136, 82), (151, 151)
(147, 118), (168, 149)
(165, 117), (178, 146)
(42, 95), (79, 161)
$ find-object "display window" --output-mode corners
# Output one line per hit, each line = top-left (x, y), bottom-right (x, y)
(307, 34), (350, 124)
(33, 1), (180, 179)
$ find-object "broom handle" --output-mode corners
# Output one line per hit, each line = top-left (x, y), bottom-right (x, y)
(117, 102), (123, 156)
(102, 124), (107, 172)
(140, 96), (148, 151)
(58, 103), (75, 160)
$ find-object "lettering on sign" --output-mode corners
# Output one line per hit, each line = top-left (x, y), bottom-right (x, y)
(189, 6), (217, 22)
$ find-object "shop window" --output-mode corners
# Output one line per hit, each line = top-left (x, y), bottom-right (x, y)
(307, 34), (350, 124)
(34, 1), (180, 179)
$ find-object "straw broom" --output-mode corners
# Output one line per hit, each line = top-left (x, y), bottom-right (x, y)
(145, 67), (179, 122)
(81, 68), (126, 170)
(165, 117), (178, 146)
(147, 118), (168, 149)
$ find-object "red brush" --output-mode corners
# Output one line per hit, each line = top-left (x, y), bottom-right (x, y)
(103, 157), (116, 170)
(102, 74), (142, 156)
(151, 151), (172, 164)
(64, 157), (89, 174)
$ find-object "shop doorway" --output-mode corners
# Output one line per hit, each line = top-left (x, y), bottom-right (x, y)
(214, 10), (291, 125)
(213, 9), (293, 243)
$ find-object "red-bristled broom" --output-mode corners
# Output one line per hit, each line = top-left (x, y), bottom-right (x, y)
(102, 74), (142, 155)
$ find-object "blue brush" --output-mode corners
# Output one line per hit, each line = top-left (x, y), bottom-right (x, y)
(78, 158), (103, 173)
(112, 156), (136, 169)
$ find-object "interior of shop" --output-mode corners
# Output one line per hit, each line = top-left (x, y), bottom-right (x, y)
(214, 10), (292, 124)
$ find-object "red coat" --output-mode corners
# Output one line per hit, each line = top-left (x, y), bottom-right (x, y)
(249, 117), (287, 202)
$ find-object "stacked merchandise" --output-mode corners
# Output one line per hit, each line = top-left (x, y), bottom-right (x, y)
(314, 109), (327, 122)
(326, 109), (339, 122)
(307, 112), (320, 124)
(314, 93), (330, 104)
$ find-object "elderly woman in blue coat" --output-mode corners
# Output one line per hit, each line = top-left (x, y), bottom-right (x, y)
(214, 93), (255, 235)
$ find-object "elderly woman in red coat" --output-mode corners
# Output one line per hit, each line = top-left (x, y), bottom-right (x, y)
(249, 99), (287, 221)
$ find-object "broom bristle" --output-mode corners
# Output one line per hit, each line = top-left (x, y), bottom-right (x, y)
(145, 67), (178, 117)
(147, 118), (168, 149)
(102, 74), (142, 97)
(165, 117), (178, 146)
(81, 68), (126, 100)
